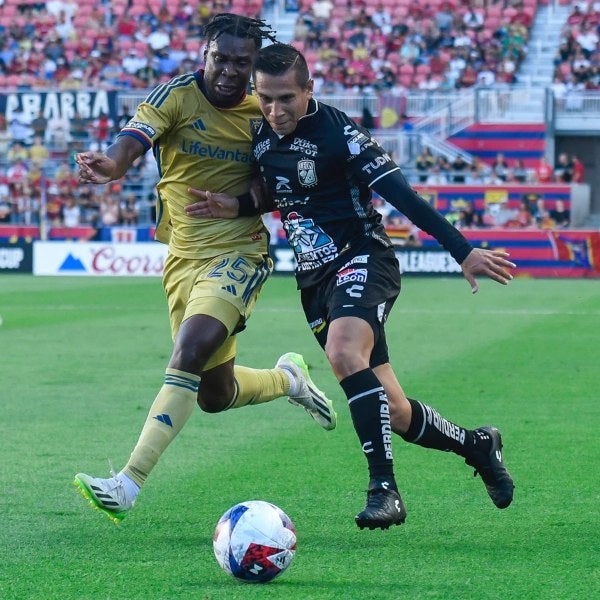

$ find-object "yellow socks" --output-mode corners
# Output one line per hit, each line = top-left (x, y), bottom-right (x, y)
(122, 368), (200, 488)
(228, 365), (290, 408)
(121, 366), (290, 487)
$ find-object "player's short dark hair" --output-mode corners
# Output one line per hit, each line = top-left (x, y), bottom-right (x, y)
(203, 13), (277, 50)
(253, 43), (310, 89)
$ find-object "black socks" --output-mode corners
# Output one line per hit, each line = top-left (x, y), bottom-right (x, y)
(340, 369), (397, 490)
(401, 398), (474, 456)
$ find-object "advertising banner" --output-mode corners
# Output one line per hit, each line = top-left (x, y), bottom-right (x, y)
(33, 242), (167, 276)
(0, 90), (119, 122)
(0, 241), (32, 274)
(271, 246), (460, 275)
(30, 233), (600, 278)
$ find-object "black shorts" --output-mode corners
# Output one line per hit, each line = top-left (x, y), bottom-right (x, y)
(300, 246), (401, 368)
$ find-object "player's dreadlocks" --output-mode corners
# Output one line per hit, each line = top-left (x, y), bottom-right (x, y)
(203, 13), (278, 49)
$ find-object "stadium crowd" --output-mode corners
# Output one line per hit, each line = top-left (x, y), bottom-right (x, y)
(0, 0), (594, 231)
(0, 1), (597, 93)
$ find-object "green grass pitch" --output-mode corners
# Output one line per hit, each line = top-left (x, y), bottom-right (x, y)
(0, 274), (598, 599)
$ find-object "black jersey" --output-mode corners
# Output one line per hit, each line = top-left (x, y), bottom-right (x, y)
(252, 98), (472, 288)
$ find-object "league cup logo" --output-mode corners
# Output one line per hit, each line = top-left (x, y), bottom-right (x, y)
(297, 159), (317, 187)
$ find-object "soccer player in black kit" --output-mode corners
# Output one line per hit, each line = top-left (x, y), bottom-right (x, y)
(188, 43), (516, 530)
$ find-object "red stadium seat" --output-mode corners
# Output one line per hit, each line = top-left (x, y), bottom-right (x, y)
(118, 39), (135, 53)
(399, 73), (414, 88)
(398, 62), (415, 76)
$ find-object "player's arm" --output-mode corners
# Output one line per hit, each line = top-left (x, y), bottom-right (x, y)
(76, 135), (146, 184)
(371, 170), (515, 293)
(186, 176), (276, 218)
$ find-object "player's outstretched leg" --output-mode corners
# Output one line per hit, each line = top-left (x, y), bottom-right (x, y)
(73, 472), (139, 524)
(355, 480), (407, 531)
(276, 352), (337, 430)
(464, 426), (514, 509)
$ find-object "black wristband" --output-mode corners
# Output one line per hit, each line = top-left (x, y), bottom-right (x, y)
(237, 193), (260, 216)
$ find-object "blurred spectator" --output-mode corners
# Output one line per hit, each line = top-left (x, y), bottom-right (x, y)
(100, 57), (126, 87)
(99, 192), (121, 226)
(147, 24), (171, 54)
(7, 141), (29, 163)
(425, 164), (448, 185)
(371, 3), (392, 36)
(77, 184), (100, 226)
(156, 49), (180, 77)
(13, 185), (41, 226)
(463, 7), (484, 31)
(45, 112), (72, 150)
(9, 108), (34, 145)
(117, 104), (135, 131)
(29, 135), (50, 168)
(311, 0), (334, 24)
(415, 146), (435, 182)
(120, 193), (141, 226)
(484, 199), (516, 227)
(0, 195), (11, 223)
(0, 115), (11, 155)
(550, 200), (571, 228)
(46, 184), (64, 225)
(122, 48), (148, 76)
(450, 154), (469, 183)
(467, 157), (491, 184)
(554, 152), (574, 183)
(7, 159), (29, 186)
(512, 159), (529, 184)
(476, 64), (496, 88)
(62, 194), (81, 228)
(533, 197), (553, 228)
(31, 111), (48, 138)
(54, 160), (78, 193)
(90, 112), (115, 151)
(70, 112), (90, 143)
(135, 61), (160, 87)
(434, 2), (456, 34)
(535, 157), (554, 183)
(515, 199), (535, 228)
(572, 155), (585, 183)
(491, 152), (510, 182)
(46, 0), (77, 19)
(54, 11), (75, 41)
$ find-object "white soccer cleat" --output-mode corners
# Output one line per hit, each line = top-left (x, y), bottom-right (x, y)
(276, 352), (337, 431)
(73, 472), (135, 523)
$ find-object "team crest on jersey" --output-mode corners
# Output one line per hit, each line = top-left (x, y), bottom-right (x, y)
(249, 118), (262, 134)
(297, 159), (317, 187)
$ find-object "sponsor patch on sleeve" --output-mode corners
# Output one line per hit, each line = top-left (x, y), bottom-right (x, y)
(123, 121), (157, 139)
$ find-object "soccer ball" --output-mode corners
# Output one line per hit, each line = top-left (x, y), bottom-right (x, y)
(213, 500), (297, 583)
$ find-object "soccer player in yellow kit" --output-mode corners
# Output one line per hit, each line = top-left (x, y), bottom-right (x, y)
(73, 14), (336, 523)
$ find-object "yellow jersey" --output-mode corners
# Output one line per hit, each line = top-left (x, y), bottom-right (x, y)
(119, 71), (267, 259)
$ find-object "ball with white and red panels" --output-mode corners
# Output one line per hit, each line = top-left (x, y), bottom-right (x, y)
(213, 500), (297, 583)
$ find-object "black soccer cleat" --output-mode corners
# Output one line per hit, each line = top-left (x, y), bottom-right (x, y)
(465, 426), (515, 509)
(355, 487), (407, 530)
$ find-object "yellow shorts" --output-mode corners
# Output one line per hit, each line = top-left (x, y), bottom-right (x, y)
(163, 250), (273, 370)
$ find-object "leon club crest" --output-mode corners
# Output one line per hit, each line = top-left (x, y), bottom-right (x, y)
(298, 159), (317, 187)
(249, 118), (262, 134)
